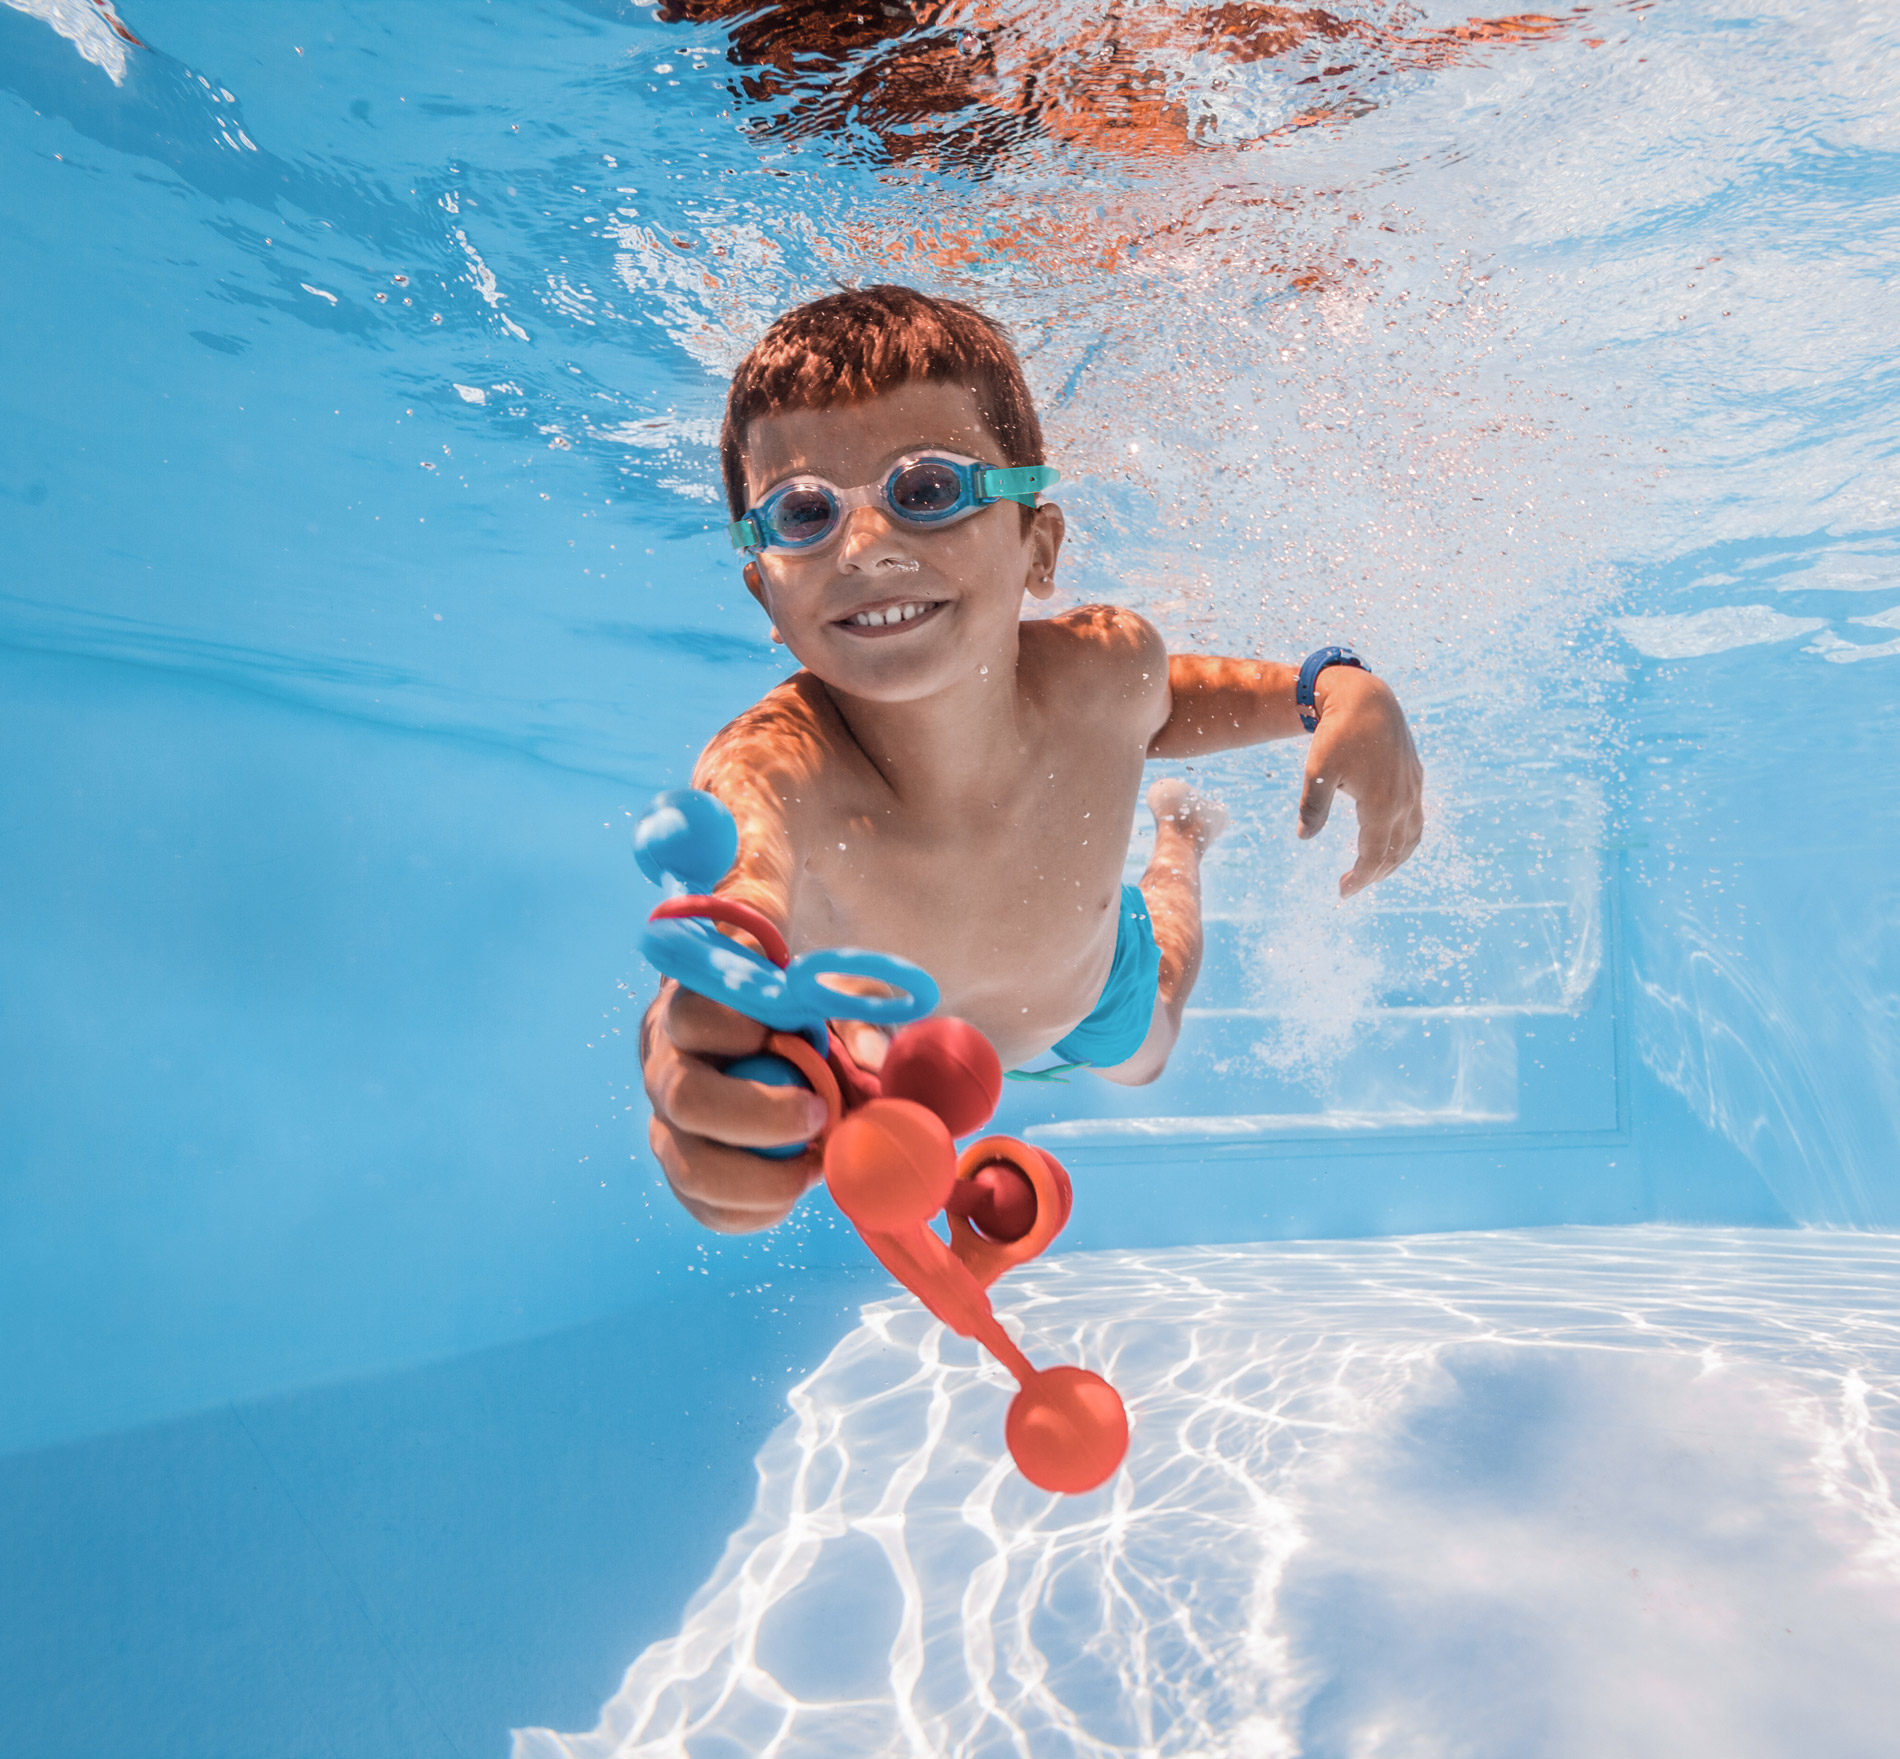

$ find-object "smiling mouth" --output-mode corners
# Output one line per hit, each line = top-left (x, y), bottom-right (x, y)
(836, 599), (946, 634)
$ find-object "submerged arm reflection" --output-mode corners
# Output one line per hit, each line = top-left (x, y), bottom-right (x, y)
(657, 0), (1582, 166)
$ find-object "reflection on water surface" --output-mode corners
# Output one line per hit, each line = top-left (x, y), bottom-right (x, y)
(655, 0), (1585, 168)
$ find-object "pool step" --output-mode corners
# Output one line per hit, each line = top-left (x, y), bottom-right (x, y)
(1010, 892), (1619, 1147)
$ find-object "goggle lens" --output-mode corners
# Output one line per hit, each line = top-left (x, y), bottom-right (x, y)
(887, 458), (968, 520)
(765, 484), (839, 547)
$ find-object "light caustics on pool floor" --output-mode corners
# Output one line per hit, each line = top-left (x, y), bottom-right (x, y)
(517, 1229), (1900, 1759)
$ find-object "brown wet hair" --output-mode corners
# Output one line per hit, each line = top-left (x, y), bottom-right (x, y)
(719, 284), (1045, 521)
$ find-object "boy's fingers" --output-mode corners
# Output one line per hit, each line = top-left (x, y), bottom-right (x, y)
(1298, 755), (1339, 839)
(1340, 825), (1399, 898)
(650, 1043), (829, 1149)
(662, 983), (772, 1058)
(1339, 798), (1425, 897)
(648, 1116), (819, 1233)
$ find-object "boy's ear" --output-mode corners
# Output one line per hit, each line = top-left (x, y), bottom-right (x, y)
(743, 562), (784, 642)
(1024, 503), (1065, 602)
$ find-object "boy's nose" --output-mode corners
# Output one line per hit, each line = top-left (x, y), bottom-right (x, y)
(835, 504), (909, 568)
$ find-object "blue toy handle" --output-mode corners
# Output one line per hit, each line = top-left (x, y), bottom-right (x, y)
(640, 917), (811, 1038)
(782, 948), (940, 1029)
(639, 918), (938, 1045)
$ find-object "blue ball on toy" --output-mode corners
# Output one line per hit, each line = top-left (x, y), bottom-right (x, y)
(633, 788), (739, 893)
(724, 1052), (815, 1161)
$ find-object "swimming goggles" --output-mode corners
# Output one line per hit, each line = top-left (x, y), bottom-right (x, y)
(728, 451), (1059, 555)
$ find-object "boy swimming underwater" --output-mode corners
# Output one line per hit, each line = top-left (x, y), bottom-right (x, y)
(641, 285), (1424, 1231)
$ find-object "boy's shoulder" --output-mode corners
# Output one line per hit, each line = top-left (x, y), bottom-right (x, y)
(693, 671), (838, 793)
(1024, 602), (1169, 724)
(1033, 601), (1165, 655)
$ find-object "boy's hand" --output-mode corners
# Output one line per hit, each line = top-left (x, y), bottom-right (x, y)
(641, 982), (830, 1232)
(1298, 665), (1425, 898)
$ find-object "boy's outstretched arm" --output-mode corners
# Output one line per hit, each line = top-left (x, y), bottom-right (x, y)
(641, 696), (831, 1232)
(1151, 653), (1424, 897)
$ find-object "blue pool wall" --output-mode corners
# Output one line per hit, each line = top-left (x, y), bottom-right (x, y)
(8, 611), (1893, 1456)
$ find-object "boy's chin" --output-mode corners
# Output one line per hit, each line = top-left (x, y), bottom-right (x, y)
(792, 630), (981, 704)
(806, 658), (963, 705)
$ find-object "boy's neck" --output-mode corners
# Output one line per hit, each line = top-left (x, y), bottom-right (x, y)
(820, 627), (1031, 815)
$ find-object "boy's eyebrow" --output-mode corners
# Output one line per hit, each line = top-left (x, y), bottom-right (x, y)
(749, 436), (986, 494)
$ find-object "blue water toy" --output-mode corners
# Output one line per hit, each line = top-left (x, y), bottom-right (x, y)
(632, 787), (740, 893)
(633, 789), (940, 1050)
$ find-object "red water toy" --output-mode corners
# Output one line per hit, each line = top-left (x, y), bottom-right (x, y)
(636, 789), (1128, 1494)
(772, 1017), (1128, 1496)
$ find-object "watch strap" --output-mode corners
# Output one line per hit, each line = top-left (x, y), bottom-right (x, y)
(1296, 646), (1366, 732)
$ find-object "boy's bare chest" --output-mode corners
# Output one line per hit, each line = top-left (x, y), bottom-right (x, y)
(783, 741), (1147, 1039)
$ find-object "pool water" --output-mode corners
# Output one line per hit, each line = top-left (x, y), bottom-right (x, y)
(2, 0), (1897, 1752)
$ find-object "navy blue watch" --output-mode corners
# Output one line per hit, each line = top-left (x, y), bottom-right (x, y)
(1296, 646), (1366, 732)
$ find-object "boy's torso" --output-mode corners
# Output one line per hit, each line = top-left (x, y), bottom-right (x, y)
(700, 611), (1164, 1066)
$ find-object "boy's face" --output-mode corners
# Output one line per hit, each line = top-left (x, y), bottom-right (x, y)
(738, 381), (1063, 704)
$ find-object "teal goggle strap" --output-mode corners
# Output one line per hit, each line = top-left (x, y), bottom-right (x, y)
(977, 463), (1060, 507)
(727, 463), (1062, 553)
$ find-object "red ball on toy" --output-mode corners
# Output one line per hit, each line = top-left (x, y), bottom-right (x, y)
(823, 1098), (957, 1234)
(1005, 1366), (1129, 1495)
(879, 1016), (1002, 1139)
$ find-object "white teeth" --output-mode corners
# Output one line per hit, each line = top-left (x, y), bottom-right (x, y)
(849, 601), (934, 628)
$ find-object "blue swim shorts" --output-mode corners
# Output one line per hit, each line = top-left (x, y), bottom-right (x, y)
(1049, 883), (1163, 1070)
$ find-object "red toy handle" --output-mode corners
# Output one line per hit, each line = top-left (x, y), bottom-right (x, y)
(648, 893), (790, 968)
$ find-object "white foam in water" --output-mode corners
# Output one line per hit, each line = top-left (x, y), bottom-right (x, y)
(517, 1231), (1900, 1758)
(3, 0), (132, 83)
(1615, 606), (1827, 660)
